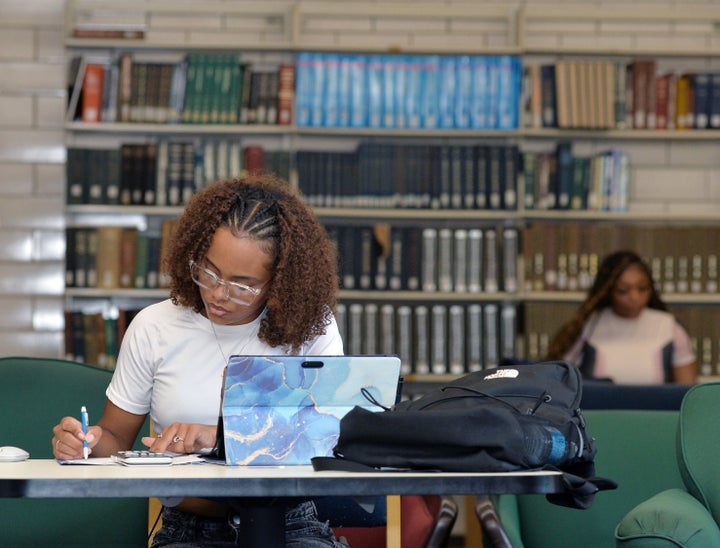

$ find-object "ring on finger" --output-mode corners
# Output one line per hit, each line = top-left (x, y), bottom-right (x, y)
(172, 435), (184, 443)
(55, 440), (61, 449)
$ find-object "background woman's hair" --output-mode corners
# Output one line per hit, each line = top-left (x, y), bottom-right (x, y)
(165, 173), (338, 352)
(546, 249), (666, 359)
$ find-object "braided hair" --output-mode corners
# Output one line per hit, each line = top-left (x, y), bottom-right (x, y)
(165, 174), (338, 352)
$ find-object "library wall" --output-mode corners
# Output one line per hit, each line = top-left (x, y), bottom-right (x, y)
(2, 0), (720, 359)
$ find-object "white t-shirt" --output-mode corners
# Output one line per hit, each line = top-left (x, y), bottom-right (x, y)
(564, 307), (695, 385)
(106, 299), (344, 430)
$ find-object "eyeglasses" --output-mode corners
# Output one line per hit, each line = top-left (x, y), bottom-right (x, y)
(189, 260), (264, 305)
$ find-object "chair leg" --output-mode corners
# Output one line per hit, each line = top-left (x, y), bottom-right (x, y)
(474, 495), (512, 548)
(425, 496), (458, 548)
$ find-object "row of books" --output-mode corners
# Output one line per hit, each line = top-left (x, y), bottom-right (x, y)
(296, 52), (522, 130)
(298, 143), (519, 210)
(337, 301), (518, 376)
(328, 225), (519, 293)
(522, 142), (630, 211)
(66, 299), (720, 376)
(524, 59), (720, 130)
(67, 53), (295, 125)
(65, 221), (177, 290)
(66, 141), (291, 206)
(522, 223), (720, 294)
(67, 140), (520, 211)
(64, 307), (141, 370)
(67, 220), (718, 297)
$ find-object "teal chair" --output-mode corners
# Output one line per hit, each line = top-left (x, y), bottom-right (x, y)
(616, 383), (720, 547)
(0, 356), (148, 547)
(487, 409), (684, 547)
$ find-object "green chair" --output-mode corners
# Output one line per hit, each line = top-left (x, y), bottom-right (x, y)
(486, 409), (684, 547)
(0, 356), (148, 547)
(616, 383), (720, 547)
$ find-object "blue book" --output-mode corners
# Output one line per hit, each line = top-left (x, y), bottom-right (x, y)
(381, 54), (397, 128)
(693, 72), (711, 129)
(419, 55), (440, 129)
(404, 55), (422, 129)
(486, 57), (501, 129)
(294, 52), (313, 126)
(394, 55), (408, 129)
(471, 56), (490, 129)
(438, 56), (457, 129)
(366, 54), (384, 128)
(310, 52), (326, 127)
(497, 56), (521, 129)
(454, 55), (472, 129)
(349, 55), (367, 128)
(323, 53), (340, 127)
(337, 55), (352, 127)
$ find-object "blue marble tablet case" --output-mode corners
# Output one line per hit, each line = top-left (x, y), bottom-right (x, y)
(221, 355), (401, 466)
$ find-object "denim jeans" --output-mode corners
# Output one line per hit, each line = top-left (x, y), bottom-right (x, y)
(151, 500), (346, 547)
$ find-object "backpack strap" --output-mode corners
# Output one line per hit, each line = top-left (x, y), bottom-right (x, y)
(311, 456), (381, 473)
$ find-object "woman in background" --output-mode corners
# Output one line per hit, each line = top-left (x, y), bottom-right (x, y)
(547, 250), (697, 384)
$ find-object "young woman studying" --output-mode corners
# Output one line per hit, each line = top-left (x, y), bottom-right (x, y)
(547, 250), (697, 385)
(52, 174), (347, 546)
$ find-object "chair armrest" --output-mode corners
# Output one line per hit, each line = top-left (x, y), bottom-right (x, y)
(616, 488), (720, 547)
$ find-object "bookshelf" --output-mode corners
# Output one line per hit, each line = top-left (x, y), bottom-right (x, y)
(64, 1), (720, 380)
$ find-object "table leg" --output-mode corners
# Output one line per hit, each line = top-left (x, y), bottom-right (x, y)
(386, 495), (401, 548)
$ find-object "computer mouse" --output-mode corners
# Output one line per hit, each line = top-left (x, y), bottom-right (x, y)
(0, 446), (30, 462)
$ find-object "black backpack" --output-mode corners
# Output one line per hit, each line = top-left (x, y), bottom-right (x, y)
(312, 360), (616, 509)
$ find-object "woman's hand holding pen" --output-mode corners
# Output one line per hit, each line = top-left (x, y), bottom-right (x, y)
(52, 416), (100, 460)
(142, 423), (216, 454)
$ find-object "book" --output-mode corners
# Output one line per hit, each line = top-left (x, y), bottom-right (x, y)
(483, 304), (499, 369)
(96, 226), (123, 289)
(554, 141), (573, 210)
(363, 303), (378, 355)
(421, 228), (438, 292)
(448, 305), (466, 375)
(502, 228), (519, 294)
(692, 72), (711, 129)
(484, 228), (499, 293)
(72, 25), (145, 40)
(81, 63), (105, 123)
(414, 305), (430, 374)
(500, 303), (517, 362)
(466, 304), (483, 371)
(277, 63), (295, 125)
(710, 72), (720, 129)
(379, 304), (395, 356)
(540, 64), (557, 127)
(453, 229), (468, 293)
(396, 305), (413, 376)
(467, 228), (483, 293)
(119, 228), (138, 288)
(431, 305), (447, 374)
(71, 228), (89, 288)
(437, 228), (453, 292)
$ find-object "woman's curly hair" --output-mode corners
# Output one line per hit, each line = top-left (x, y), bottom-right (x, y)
(164, 173), (339, 353)
(547, 249), (667, 360)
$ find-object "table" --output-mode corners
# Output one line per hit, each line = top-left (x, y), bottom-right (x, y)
(0, 460), (563, 546)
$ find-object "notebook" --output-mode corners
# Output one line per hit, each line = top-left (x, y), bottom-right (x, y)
(216, 355), (402, 466)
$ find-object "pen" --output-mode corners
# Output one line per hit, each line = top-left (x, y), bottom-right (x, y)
(81, 405), (89, 460)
